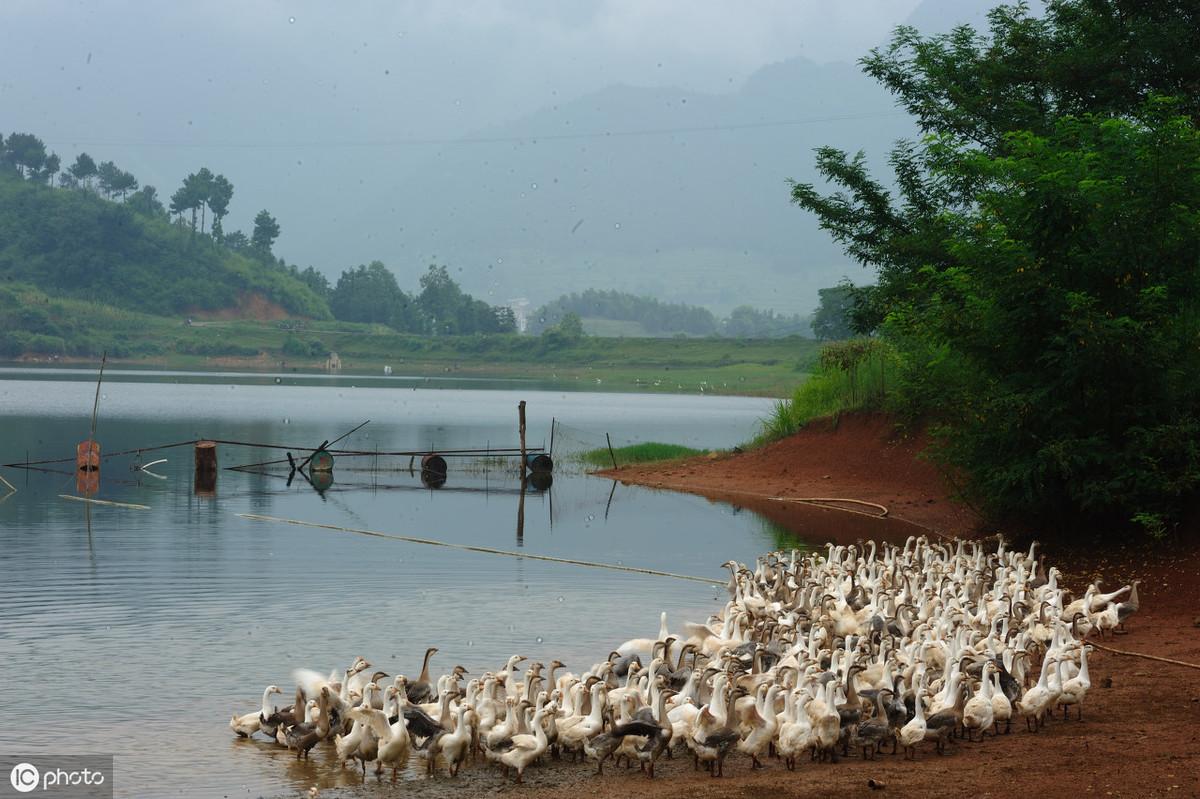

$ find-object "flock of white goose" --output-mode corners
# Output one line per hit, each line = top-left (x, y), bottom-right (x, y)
(230, 536), (1141, 784)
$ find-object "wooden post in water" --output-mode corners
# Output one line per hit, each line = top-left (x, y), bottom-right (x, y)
(194, 440), (217, 495)
(606, 433), (618, 469)
(516, 476), (526, 547)
(518, 400), (527, 478)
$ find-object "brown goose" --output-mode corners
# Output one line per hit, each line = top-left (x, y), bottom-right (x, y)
(924, 683), (965, 754)
(406, 647), (439, 704)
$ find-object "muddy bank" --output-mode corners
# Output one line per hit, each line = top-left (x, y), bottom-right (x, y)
(598, 412), (982, 537)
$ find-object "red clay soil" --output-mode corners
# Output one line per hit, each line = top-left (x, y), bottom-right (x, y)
(187, 291), (291, 321)
(599, 412), (982, 538)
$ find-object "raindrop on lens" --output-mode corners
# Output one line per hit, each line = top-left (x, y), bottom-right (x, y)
(288, 16), (296, 23)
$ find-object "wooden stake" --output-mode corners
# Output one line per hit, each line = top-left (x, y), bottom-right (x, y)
(518, 400), (527, 475)
(606, 432), (618, 469)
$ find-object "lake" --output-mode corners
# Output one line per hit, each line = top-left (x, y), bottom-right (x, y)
(0, 369), (823, 796)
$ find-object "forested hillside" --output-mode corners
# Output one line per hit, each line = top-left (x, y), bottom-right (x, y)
(0, 169), (330, 319)
(529, 289), (812, 338)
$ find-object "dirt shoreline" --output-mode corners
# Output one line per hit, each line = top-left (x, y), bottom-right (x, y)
(599, 412), (983, 537)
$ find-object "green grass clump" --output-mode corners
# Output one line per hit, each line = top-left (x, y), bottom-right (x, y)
(755, 339), (896, 444)
(579, 442), (708, 468)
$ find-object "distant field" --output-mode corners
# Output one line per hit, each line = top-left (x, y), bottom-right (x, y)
(580, 318), (650, 337)
(2, 286), (818, 397)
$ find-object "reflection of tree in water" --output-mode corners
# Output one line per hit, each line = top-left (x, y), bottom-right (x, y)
(756, 512), (813, 553)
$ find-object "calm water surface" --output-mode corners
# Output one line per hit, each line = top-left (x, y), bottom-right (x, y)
(1, 372), (820, 796)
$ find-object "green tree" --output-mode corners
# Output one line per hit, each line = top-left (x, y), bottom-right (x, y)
(417, 264), (466, 334)
(542, 311), (584, 345)
(223, 230), (250, 251)
(790, 1), (1200, 532)
(193, 167), (215, 233)
(207, 174), (233, 240)
(251, 209), (280, 256)
(170, 172), (207, 230)
(292, 266), (330, 299)
(112, 169), (138, 200)
(330, 261), (406, 325)
(38, 153), (61, 185)
(811, 283), (860, 340)
(68, 152), (97, 189)
(96, 160), (120, 198)
(2, 133), (47, 179)
(127, 185), (166, 218)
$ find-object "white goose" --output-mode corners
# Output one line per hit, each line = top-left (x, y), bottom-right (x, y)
(499, 702), (554, 783)
(230, 685), (279, 738)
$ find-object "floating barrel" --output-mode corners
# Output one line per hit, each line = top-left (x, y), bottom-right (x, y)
(194, 440), (217, 496)
(76, 471), (99, 497)
(309, 449), (335, 473)
(420, 453), (447, 489)
(528, 470), (553, 492)
(420, 469), (447, 489)
(310, 470), (334, 492)
(420, 453), (447, 476)
(525, 453), (553, 473)
(194, 441), (218, 474)
(76, 440), (100, 473)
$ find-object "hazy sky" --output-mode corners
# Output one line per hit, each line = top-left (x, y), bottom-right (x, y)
(4, 0), (986, 314)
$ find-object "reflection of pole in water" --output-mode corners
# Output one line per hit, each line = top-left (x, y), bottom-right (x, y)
(516, 476), (526, 547)
(605, 480), (618, 521)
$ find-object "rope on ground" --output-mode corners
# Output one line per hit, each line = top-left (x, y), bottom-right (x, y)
(605, 473), (951, 537)
(765, 496), (890, 517)
(59, 495), (151, 510)
(236, 513), (720, 586)
(1089, 641), (1200, 671)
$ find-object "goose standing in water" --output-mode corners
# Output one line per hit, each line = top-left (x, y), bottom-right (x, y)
(230, 685), (280, 738)
(406, 647), (439, 704)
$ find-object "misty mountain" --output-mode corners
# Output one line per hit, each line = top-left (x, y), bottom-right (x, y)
(346, 0), (1001, 318)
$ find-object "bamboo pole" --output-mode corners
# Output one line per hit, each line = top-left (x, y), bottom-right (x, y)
(518, 400), (527, 476)
(60, 494), (149, 510)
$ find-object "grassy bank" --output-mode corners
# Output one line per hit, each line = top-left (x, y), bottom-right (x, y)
(578, 442), (709, 468)
(754, 339), (896, 442)
(1, 285), (817, 397)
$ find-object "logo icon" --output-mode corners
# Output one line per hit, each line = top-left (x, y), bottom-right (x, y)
(10, 762), (39, 793)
